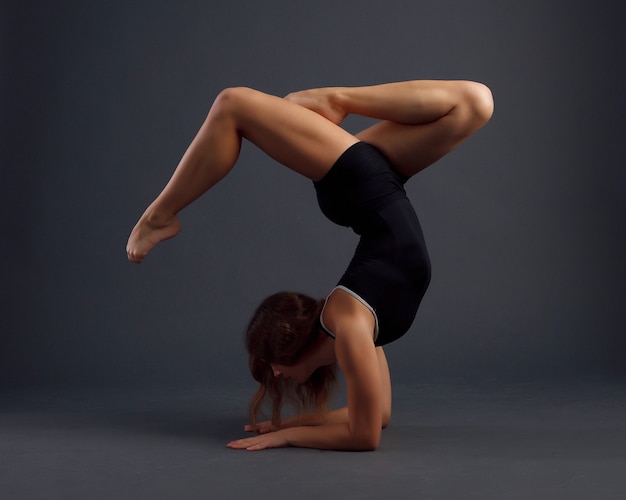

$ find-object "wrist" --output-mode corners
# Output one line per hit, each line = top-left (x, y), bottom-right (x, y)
(280, 427), (295, 447)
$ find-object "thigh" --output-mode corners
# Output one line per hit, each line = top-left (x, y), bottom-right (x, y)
(225, 88), (359, 181)
(355, 114), (470, 177)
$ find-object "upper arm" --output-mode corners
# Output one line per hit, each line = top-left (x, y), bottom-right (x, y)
(376, 347), (392, 427)
(335, 319), (383, 450)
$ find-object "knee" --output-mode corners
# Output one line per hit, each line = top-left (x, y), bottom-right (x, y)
(445, 81), (493, 140)
(462, 81), (494, 125)
(211, 86), (256, 117)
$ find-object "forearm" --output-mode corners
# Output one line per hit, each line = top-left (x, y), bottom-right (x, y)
(231, 413), (378, 451)
(283, 407), (349, 427)
(331, 80), (470, 125)
(283, 422), (378, 451)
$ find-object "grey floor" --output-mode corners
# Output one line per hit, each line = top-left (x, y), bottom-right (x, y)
(2, 378), (625, 500)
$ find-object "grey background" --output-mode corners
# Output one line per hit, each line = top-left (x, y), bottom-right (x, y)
(2, 2), (626, 499)
(2, 0), (624, 391)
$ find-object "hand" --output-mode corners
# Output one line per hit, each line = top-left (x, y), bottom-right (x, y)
(284, 88), (347, 125)
(244, 419), (280, 434)
(227, 430), (290, 451)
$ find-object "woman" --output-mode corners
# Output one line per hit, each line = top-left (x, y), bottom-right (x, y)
(126, 80), (494, 451)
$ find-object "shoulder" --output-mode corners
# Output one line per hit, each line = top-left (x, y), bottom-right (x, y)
(322, 288), (376, 343)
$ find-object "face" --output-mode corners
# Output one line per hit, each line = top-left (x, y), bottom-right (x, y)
(270, 362), (312, 384)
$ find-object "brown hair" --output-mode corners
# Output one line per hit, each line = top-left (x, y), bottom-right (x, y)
(246, 291), (337, 426)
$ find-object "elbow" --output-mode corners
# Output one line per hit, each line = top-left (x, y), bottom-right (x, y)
(355, 407), (391, 449)
(356, 438), (380, 452)
(353, 428), (382, 451)
(382, 408), (391, 429)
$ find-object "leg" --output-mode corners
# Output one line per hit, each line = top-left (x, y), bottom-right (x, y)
(287, 80), (494, 176)
(126, 87), (358, 263)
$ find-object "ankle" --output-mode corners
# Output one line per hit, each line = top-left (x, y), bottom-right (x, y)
(328, 87), (348, 115)
(143, 207), (176, 227)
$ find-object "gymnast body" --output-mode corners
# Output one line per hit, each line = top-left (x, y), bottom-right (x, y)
(126, 80), (494, 451)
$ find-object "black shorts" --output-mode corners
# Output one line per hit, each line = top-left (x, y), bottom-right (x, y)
(314, 142), (431, 346)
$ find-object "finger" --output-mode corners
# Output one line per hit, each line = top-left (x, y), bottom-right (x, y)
(246, 443), (266, 451)
(227, 439), (251, 449)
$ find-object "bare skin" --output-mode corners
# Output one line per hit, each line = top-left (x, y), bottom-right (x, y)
(242, 344), (392, 434)
(126, 81), (493, 263)
(126, 80), (494, 450)
(126, 87), (359, 263)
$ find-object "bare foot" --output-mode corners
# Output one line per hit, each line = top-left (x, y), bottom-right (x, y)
(126, 211), (181, 263)
(284, 88), (347, 125)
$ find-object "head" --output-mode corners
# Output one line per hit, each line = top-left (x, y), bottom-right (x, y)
(246, 292), (337, 426)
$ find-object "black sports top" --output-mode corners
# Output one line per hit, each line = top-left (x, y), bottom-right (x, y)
(314, 142), (431, 346)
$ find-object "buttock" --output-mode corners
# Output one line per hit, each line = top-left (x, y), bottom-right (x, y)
(314, 142), (409, 234)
